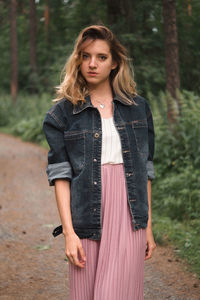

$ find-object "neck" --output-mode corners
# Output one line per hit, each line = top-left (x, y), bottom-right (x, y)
(88, 81), (113, 101)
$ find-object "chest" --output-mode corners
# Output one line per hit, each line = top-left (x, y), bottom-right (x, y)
(63, 102), (149, 174)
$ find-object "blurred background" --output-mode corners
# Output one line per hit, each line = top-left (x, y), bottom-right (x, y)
(0, 0), (200, 277)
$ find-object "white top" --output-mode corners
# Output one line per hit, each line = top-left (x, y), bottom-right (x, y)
(101, 116), (123, 165)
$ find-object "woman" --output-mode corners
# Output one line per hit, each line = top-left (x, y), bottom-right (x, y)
(43, 25), (156, 300)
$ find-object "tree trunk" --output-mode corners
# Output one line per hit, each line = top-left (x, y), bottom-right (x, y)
(10, 0), (18, 102)
(30, 0), (37, 73)
(29, 0), (37, 91)
(44, 0), (50, 43)
(187, 0), (192, 16)
(107, 0), (132, 32)
(107, 0), (120, 24)
(163, 0), (180, 123)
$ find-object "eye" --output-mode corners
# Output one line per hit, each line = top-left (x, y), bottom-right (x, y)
(82, 53), (89, 60)
(99, 55), (107, 61)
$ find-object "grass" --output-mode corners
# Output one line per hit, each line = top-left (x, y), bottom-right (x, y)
(0, 92), (52, 147)
(153, 213), (200, 277)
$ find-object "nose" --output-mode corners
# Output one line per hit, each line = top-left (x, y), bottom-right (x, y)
(89, 56), (97, 68)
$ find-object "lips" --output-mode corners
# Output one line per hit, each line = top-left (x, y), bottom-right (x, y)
(87, 72), (98, 76)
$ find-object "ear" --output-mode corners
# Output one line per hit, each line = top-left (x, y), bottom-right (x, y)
(111, 60), (117, 70)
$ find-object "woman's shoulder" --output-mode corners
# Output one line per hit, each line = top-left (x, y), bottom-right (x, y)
(131, 94), (153, 117)
(132, 94), (149, 105)
(45, 97), (73, 116)
(43, 98), (73, 128)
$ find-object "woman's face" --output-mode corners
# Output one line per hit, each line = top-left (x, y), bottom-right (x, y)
(80, 39), (117, 88)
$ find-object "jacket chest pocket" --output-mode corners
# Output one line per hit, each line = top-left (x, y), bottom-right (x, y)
(132, 119), (148, 154)
(64, 131), (85, 174)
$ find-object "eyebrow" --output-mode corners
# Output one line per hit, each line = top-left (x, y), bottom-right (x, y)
(82, 51), (109, 56)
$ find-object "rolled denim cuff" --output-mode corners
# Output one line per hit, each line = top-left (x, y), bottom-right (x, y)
(146, 160), (155, 180)
(46, 161), (72, 186)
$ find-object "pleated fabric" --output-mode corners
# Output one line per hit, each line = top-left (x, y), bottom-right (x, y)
(68, 163), (147, 300)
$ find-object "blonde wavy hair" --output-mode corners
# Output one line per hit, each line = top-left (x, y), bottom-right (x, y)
(54, 25), (137, 105)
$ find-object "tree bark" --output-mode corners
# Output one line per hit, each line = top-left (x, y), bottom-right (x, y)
(10, 0), (18, 102)
(107, 0), (120, 24)
(30, 0), (37, 74)
(107, 0), (132, 32)
(187, 0), (192, 16)
(44, 0), (50, 43)
(163, 0), (180, 123)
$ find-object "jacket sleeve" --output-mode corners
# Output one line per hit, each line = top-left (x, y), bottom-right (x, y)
(145, 100), (156, 181)
(42, 112), (73, 186)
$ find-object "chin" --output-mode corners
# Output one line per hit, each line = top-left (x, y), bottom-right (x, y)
(86, 78), (100, 85)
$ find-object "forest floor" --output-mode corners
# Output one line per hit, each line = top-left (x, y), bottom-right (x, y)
(0, 132), (200, 300)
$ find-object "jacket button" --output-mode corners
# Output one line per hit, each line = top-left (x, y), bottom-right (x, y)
(93, 158), (97, 162)
(126, 172), (133, 177)
(123, 150), (130, 153)
(94, 132), (99, 138)
(94, 181), (97, 185)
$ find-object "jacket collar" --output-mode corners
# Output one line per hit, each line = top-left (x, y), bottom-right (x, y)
(72, 93), (133, 115)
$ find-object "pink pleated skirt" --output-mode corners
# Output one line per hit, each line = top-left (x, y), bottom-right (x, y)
(68, 163), (147, 300)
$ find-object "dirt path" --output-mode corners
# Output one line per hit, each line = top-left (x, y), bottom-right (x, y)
(0, 133), (199, 300)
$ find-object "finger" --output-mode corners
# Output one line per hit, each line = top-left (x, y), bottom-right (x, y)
(71, 251), (85, 268)
(79, 245), (86, 263)
(67, 253), (75, 265)
(145, 243), (156, 260)
(145, 247), (152, 260)
(65, 252), (73, 265)
(144, 246), (150, 260)
(145, 243), (151, 260)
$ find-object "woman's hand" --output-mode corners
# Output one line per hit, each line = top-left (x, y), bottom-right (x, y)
(64, 233), (86, 268)
(145, 227), (156, 260)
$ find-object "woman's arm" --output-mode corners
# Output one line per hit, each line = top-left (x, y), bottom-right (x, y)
(54, 179), (86, 268)
(145, 179), (156, 260)
(43, 111), (86, 268)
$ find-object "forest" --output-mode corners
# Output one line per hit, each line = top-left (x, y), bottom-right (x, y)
(0, 0), (200, 276)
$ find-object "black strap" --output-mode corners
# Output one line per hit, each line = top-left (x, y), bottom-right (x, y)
(52, 225), (63, 237)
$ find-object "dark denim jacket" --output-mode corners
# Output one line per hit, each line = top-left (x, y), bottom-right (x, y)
(42, 94), (155, 240)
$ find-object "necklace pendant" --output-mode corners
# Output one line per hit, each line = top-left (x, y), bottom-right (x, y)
(100, 104), (105, 109)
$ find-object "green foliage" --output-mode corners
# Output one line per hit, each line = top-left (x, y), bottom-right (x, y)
(0, 93), (53, 145)
(148, 90), (200, 221)
(11, 116), (44, 143)
(177, 0), (200, 92)
(153, 213), (200, 277)
(1, 0), (200, 95)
